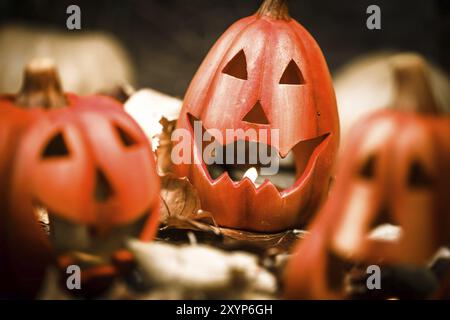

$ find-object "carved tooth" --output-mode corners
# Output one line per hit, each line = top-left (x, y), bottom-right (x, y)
(244, 167), (265, 188)
(243, 167), (258, 183)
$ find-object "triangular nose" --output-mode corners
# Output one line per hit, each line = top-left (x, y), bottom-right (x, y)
(94, 169), (114, 202)
(242, 101), (269, 125)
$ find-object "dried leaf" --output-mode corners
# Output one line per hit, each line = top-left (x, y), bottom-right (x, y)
(219, 228), (306, 254)
(156, 117), (177, 174)
(162, 215), (219, 235)
(160, 173), (202, 222)
(159, 215), (305, 256)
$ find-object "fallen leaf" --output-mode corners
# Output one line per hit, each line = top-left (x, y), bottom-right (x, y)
(160, 173), (202, 222)
(219, 228), (306, 254)
(158, 216), (305, 256)
(156, 117), (177, 174)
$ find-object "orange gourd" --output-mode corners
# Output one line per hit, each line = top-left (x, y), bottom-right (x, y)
(0, 59), (160, 298)
(174, 0), (339, 232)
(284, 55), (450, 299)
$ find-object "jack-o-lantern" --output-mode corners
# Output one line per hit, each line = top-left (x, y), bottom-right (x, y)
(174, 0), (339, 231)
(0, 59), (160, 298)
(284, 57), (450, 299)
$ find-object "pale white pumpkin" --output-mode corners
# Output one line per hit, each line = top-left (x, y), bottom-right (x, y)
(0, 24), (135, 95)
(334, 52), (450, 142)
(124, 88), (182, 150)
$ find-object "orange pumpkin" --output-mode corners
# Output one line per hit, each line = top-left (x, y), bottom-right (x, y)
(0, 59), (160, 298)
(284, 57), (450, 299)
(174, 0), (339, 231)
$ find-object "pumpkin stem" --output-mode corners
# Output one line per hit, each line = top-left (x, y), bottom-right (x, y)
(391, 53), (439, 114)
(15, 58), (67, 109)
(257, 0), (290, 20)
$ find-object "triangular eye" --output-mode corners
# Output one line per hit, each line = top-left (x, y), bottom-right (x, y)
(115, 125), (137, 147)
(41, 132), (70, 158)
(222, 49), (248, 80)
(408, 160), (433, 188)
(243, 101), (270, 125)
(279, 59), (305, 85)
(359, 155), (376, 179)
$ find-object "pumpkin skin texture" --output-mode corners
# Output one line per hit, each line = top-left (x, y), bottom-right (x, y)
(284, 110), (450, 299)
(0, 59), (160, 298)
(174, 0), (339, 232)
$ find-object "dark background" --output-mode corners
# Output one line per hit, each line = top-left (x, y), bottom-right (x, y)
(0, 0), (449, 97)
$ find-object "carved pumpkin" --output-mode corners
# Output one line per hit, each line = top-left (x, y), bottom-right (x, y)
(174, 0), (339, 231)
(284, 57), (450, 299)
(0, 59), (160, 298)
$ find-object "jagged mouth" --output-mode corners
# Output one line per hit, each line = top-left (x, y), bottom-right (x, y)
(187, 113), (330, 195)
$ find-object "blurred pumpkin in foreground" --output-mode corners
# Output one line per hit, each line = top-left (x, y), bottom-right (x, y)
(284, 55), (450, 299)
(0, 59), (160, 298)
